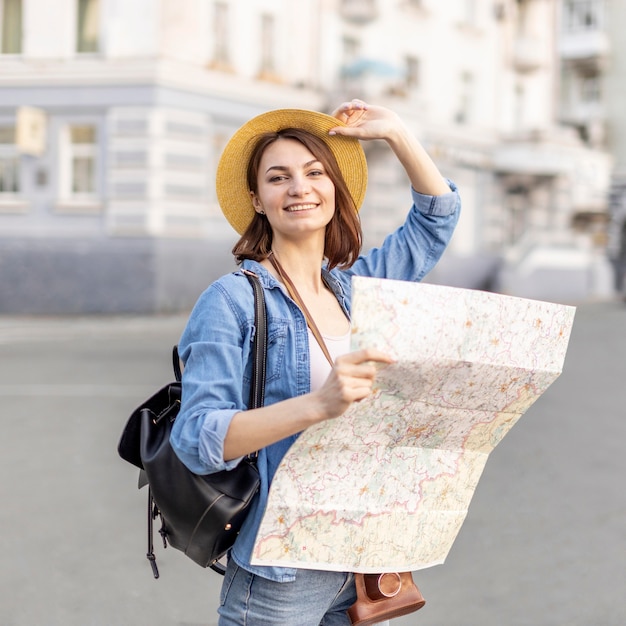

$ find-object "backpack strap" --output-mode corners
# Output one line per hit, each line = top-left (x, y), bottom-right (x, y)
(243, 270), (267, 410)
(172, 346), (182, 382)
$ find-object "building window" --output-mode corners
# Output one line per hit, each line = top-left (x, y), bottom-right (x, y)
(259, 13), (276, 76)
(340, 36), (362, 90)
(340, 0), (377, 24)
(60, 125), (99, 201)
(212, 2), (230, 67)
(581, 73), (601, 102)
(0, 125), (20, 194)
(342, 35), (361, 66)
(563, 0), (605, 33)
(76, 0), (100, 53)
(514, 82), (525, 129)
(0, 0), (22, 54)
(455, 71), (474, 124)
(70, 126), (97, 194)
(405, 55), (420, 90)
(464, 0), (477, 24)
(515, 0), (530, 35)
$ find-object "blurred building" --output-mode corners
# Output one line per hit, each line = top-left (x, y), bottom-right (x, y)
(0, 0), (617, 313)
(603, 0), (626, 293)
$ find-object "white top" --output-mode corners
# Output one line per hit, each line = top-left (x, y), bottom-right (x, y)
(308, 327), (351, 392)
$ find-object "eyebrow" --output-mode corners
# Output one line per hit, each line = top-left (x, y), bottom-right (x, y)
(265, 159), (322, 175)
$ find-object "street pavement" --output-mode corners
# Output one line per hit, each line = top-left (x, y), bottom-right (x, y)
(0, 300), (625, 626)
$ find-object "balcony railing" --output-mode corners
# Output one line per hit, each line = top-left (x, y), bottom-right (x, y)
(559, 29), (610, 62)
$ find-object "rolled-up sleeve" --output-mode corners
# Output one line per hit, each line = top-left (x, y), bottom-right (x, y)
(345, 180), (461, 283)
(170, 282), (248, 475)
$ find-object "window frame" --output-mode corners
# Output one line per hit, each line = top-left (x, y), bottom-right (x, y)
(259, 13), (276, 76)
(0, 0), (23, 55)
(76, 0), (101, 54)
(211, 1), (230, 68)
(563, 0), (606, 33)
(57, 122), (102, 212)
(405, 55), (420, 91)
(0, 124), (21, 197)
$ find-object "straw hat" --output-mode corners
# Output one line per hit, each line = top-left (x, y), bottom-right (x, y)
(216, 109), (368, 235)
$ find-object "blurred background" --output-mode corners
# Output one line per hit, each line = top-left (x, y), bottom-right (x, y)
(1, 0), (626, 313)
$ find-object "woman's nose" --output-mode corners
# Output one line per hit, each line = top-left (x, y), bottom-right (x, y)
(288, 175), (310, 196)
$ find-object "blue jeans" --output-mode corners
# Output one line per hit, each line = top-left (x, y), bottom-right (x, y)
(218, 560), (357, 625)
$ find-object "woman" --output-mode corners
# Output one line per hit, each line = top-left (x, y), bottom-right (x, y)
(170, 100), (461, 625)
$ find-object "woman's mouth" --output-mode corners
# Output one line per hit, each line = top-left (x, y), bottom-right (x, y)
(284, 203), (317, 212)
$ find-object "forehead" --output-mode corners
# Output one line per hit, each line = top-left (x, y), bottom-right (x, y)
(259, 137), (318, 166)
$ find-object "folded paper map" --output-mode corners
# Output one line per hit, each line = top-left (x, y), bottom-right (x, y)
(251, 277), (576, 572)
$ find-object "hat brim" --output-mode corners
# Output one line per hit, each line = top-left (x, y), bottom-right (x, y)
(216, 109), (368, 235)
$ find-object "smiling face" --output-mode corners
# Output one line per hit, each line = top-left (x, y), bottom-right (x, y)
(235, 127), (362, 269)
(250, 137), (336, 245)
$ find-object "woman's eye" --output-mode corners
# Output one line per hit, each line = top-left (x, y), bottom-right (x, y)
(309, 170), (324, 177)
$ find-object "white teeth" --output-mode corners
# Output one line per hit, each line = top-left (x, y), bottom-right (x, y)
(285, 204), (316, 212)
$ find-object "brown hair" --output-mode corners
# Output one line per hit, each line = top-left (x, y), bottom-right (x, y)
(232, 128), (363, 270)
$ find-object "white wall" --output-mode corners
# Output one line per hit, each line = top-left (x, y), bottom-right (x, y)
(104, 0), (160, 57)
(23, 0), (75, 57)
(159, 0), (209, 64)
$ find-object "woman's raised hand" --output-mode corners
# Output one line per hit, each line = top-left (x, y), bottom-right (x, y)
(314, 348), (395, 420)
(329, 99), (403, 143)
(330, 99), (451, 196)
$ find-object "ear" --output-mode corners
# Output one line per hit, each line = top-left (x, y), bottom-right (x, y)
(250, 191), (263, 213)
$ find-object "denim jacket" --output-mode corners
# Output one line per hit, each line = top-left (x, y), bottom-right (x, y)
(170, 182), (461, 582)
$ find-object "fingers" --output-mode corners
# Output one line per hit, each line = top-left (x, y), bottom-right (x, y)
(329, 101), (394, 141)
(332, 349), (394, 399)
(331, 99), (369, 120)
(329, 124), (365, 139)
(336, 348), (395, 367)
(330, 99), (370, 135)
(315, 348), (395, 420)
